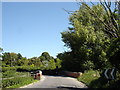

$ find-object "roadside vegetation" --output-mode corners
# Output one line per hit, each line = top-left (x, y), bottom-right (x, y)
(2, 76), (37, 88)
(57, 1), (120, 88)
(77, 70), (100, 87)
(0, 50), (62, 88)
(77, 70), (120, 88)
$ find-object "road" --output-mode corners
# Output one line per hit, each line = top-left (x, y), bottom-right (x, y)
(20, 75), (87, 89)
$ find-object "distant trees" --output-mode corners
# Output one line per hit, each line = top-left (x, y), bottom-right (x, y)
(2, 52), (24, 67)
(38, 52), (62, 70)
(2, 51), (62, 71)
(0, 48), (3, 52)
(40, 52), (53, 61)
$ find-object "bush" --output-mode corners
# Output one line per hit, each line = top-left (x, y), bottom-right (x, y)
(78, 70), (120, 88)
(77, 70), (100, 86)
(2, 71), (28, 78)
(82, 61), (95, 70)
(89, 77), (108, 88)
(16, 66), (41, 72)
(2, 76), (34, 88)
(2, 67), (17, 72)
(89, 76), (120, 88)
(2, 71), (16, 78)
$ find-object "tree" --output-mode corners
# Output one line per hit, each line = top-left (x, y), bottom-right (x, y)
(0, 48), (3, 60)
(57, 52), (77, 71)
(61, 2), (118, 71)
(46, 59), (56, 70)
(2, 52), (24, 66)
(107, 37), (120, 71)
(54, 58), (62, 69)
(40, 52), (52, 61)
(17, 57), (28, 66)
(17, 53), (22, 60)
(78, 1), (120, 38)
(0, 48), (3, 52)
(2, 52), (11, 66)
(10, 53), (18, 66)
(0, 48), (3, 67)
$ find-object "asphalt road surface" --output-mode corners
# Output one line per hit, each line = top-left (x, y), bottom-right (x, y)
(20, 75), (87, 89)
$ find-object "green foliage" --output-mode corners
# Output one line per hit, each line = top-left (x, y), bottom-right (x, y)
(28, 57), (42, 67)
(89, 71), (120, 88)
(44, 58), (62, 70)
(1, 51), (60, 71)
(2, 52), (11, 66)
(0, 48), (3, 60)
(55, 58), (62, 69)
(2, 52), (24, 67)
(2, 67), (17, 72)
(2, 51), (62, 73)
(46, 59), (56, 70)
(82, 60), (95, 70)
(77, 70), (100, 87)
(0, 48), (3, 51)
(2, 71), (16, 78)
(57, 52), (75, 71)
(61, 3), (112, 71)
(107, 37), (120, 71)
(2, 71), (28, 78)
(17, 57), (28, 66)
(2, 76), (34, 88)
(16, 66), (42, 72)
(78, 70), (120, 88)
(2, 66), (41, 73)
(17, 53), (22, 60)
(40, 52), (52, 61)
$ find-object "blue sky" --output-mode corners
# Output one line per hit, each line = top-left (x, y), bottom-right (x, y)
(2, 2), (79, 58)
(2, 2), (116, 58)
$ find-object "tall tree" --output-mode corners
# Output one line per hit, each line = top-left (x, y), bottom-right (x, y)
(0, 48), (3, 60)
(41, 52), (52, 61)
(2, 52), (11, 66)
(61, 2), (119, 71)
(17, 53), (22, 60)
(10, 53), (18, 66)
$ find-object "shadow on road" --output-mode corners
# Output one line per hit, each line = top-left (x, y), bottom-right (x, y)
(57, 86), (87, 90)
(43, 74), (77, 79)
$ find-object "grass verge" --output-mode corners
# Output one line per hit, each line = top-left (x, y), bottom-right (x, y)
(7, 79), (38, 88)
(2, 76), (38, 88)
(77, 70), (120, 88)
(77, 70), (100, 87)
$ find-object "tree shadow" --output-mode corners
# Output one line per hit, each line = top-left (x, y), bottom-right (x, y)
(57, 86), (87, 90)
(89, 77), (109, 88)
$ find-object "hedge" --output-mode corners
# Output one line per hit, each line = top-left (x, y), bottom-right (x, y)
(2, 76), (34, 88)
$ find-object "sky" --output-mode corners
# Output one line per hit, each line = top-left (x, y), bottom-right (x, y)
(2, 2), (79, 58)
(2, 1), (116, 58)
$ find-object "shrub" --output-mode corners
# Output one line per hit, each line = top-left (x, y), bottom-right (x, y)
(16, 66), (41, 72)
(77, 70), (100, 86)
(78, 70), (120, 88)
(2, 76), (34, 88)
(2, 71), (16, 78)
(2, 67), (17, 72)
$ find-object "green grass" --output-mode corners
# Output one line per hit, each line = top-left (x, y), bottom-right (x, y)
(2, 76), (37, 88)
(7, 80), (38, 88)
(77, 70), (100, 87)
(77, 70), (120, 88)
(2, 71), (28, 78)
